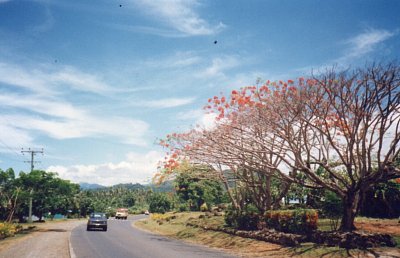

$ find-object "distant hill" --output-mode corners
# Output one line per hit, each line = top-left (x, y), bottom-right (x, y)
(148, 180), (175, 193)
(79, 181), (175, 192)
(79, 182), (106, 190)
(111, 183), (146, 190)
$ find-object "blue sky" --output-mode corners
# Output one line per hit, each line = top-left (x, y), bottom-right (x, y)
(0, 0), (399, 186)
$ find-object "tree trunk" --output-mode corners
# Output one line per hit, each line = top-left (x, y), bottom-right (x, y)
(339, 190), (359, 232)
(272, 181), (291, 210)
(263, 175), (272, 212)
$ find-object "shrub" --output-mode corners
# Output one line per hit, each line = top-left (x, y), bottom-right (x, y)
(265, 209), (318, 234)
(148, 193), (172, 214)
(199, 203), (209, 212)
(178, 203), (190, 212)
(320, 191), (342, 230)
(224, 204), (261, 230)
(0, 223), (21, 239)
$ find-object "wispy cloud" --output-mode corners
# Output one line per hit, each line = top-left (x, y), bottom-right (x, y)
(0, 123), (34, 151)
(143, 51), (202, 68)
(0, 111), (149, 146)
(30, 7), (54, 33)
(0, 93), (83, 119)
(0, 61), (150, 147)
(331, 29), (398, 68)
(296, 29), (397, 74)
(342, 29), (396, 60)
(47, 150), (164, 185)
(136, 97), (196, 108)
(131, 0), (225, 36)
(198, 56), (240, 78)
(0, 62), (114, 96)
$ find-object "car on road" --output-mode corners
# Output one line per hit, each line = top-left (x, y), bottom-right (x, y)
(87, 212), (108, 231)
(115, 208), (128, 220)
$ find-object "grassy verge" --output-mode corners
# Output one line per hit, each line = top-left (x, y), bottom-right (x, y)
(135, 212), (400, 258)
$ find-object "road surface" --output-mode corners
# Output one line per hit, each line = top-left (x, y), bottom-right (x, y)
(70, 215), (236, 258)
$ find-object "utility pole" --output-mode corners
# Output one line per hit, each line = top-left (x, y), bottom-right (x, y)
(21, 148), (44, 223)
(22, 148), (44, 172)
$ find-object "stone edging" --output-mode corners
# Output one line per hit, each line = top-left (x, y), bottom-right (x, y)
(186, 222), (303, 247)
(186, 222), (397, 249)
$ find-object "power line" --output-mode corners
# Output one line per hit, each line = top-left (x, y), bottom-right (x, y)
(21, 148), (44, 172)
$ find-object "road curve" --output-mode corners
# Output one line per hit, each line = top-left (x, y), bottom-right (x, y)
(70, 215), (236, 258)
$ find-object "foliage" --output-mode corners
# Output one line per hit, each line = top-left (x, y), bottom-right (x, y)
(359, 180), (400, 218)
(77, 187), (153, 217)
(158, 63), (400, 232)
(17, 170), (80, 220)
(0, 168), (20, 222)
(265, 209), (318, 234)
(320, 190), (342, 218)
(199, 203), (209, 212)
(175, 166), (226, 211)
(178, 203), (190, 212)
(319, 191), (342, 231)
(147, 192), (172, 214)
(0, 222), (22, 239)
(225, 204), (261, 230)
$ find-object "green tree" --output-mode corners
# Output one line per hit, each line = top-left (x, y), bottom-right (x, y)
(17, 170), (79, 220)
(147, 193), (172, 214)
(0, 168), (21, 222)
(175, 171), (225, 211)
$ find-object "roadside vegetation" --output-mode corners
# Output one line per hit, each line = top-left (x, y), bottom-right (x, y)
(135, 212), (400, 257)
(149, 63), (400, 251)
(2, 63), (400, 254)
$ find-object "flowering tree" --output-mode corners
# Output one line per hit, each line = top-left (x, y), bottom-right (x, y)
(157, 63), (399, 232)
(228, 63), (400, 231)
(296, 64), (400, 231)
(157, 86), (293, 212)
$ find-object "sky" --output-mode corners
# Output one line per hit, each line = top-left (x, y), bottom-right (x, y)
(0, 0), (399, 186)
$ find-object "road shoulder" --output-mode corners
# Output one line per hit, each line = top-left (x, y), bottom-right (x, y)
(0, 220), (85, 258)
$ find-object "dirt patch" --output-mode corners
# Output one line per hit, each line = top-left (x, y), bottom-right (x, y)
(355, 219), (400, 236)
(0, 219), (85, 258)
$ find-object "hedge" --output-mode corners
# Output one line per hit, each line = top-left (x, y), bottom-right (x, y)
(265, 209), (318, 234)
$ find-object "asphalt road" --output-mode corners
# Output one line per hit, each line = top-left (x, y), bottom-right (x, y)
(70, 215), (236, 258)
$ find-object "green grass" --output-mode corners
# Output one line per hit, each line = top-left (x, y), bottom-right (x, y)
(134, 212), (400, 258)
(317, 217), (342, 231)
(393, 236), (400, 247)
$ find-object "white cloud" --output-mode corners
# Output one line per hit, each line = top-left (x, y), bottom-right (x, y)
(177, 109), (203, 121)
(137, 97), (196, 108)
(47, 151), (164, 186)
(0, 62), (114, 96)
(132, 0), (225, 36)
(198, 112), (217, 130)
(0, 112), (149, 146)
(346, 29), (395, 56)
(0, 123), (34, 152)
(296, 29), (397, 74)
(198, 56), (240, 78)
(50, 66), (112, 94)
(336, 29), (396, 65)
(143, 51), (202, 68)
(0, 93), (83, 119)
(0, 61), (150, 147)
(0, 62), (53, 95)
